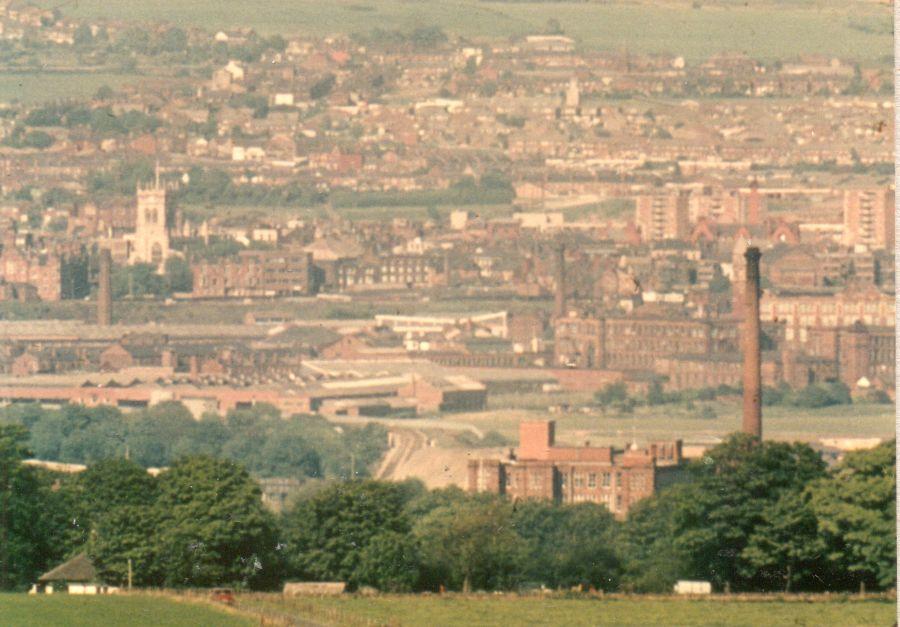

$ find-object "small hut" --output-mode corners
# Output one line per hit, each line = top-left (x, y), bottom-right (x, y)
(31, 553), (117, 595)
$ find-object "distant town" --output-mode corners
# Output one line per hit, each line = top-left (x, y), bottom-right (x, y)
(0, 1), (893, 617)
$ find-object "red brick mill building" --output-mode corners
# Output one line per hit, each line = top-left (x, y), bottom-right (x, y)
(468, 420), (684, 518)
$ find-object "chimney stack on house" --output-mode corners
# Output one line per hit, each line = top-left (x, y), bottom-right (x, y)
(742, 246), (762, 439)
(97, 249), (113, 326)
(554, 243), (566, 318)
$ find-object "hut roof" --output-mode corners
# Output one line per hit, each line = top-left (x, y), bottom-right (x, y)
(38, 553), (98, 583)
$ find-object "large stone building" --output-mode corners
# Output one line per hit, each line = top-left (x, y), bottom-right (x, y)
(468, 420), (684, 518)
(126, 174), (171, 269)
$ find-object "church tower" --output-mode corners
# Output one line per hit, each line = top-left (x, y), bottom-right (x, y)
(130, 163), (170, 269)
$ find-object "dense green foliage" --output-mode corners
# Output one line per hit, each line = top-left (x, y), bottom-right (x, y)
(621, 435), (895, 593)
(0, 426), (71, 589)
(281, 481), (417, 590)
(0, 414), (893, 595)
(808, 441), (896, 590)
(0, 402), (387, 481)
(331, 174), (514, 208)
(153, 456), (280, 588)
(595, 380), (859, 411)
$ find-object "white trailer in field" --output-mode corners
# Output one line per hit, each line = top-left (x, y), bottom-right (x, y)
(674, 580), (712, 595)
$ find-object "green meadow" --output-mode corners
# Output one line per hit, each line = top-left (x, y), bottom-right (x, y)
(0, 593), (251, 627)
(235, 593), (897, 626)
(0, 72), (135, 105)
(2, 592), (894, 626)
(475, 394), (895, 444)
(34, 0), (892, 62)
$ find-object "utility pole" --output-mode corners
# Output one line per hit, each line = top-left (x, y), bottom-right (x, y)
(127, 558), (133, 591)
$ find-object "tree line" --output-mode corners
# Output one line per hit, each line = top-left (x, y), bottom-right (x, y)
(0, 420), (893, 595)
(0, 403), (387, 482)
(595, 379), (889, 415)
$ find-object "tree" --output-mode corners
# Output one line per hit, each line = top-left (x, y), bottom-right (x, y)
(310, 74), (336, 100)
(544, 18), (564, 35)
(513, 501), (621, 590)
(787, 382), (852, 408)
(62, 458), (157, 551)
(76, 458), (157, 514)
(22, 131), (53, 149)
(595, 382), (628, 406)
(111, 263), (166, 299)
(622, 434), (827, 592)
(164, 257), (193, 293)
(88, 504), (161, 587)
(708, 264), (731, 293)
(257, 430), (322, 478)
(742, 490), (830, 592)
(620, 486), (690, 592)
(94, 85), (114, 101)
(0, 425), (69, 590)
(355, 530), (421, 592)
(160, 27), (187, 54)
(415, 496), (523, 592)
(73, 24), (93, 48)
(154, 456), (280, 589)
(281, 480), (412, 588)
(808, 440), (896, 590)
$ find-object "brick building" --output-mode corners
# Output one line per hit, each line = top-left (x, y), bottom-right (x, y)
(335, 254), (432, 290)
(760, 284), (894, 343)
(554, 311), (741, 371)
(635, 191), (690, 242)
(841, 188), (894, 249)
(468, 420), (684, 518)
(655, 352), (782, 391)
(0, 241), (89, 302)
(802, 322), (895, 392)
(192, 249), (318, 297)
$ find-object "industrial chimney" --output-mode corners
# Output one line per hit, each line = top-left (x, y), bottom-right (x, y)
(97, 249), (113, 326)
(742, 246), (762, 439)
(554, 243), (566, 318)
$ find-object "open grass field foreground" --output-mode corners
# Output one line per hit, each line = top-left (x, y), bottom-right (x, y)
(0, 592), (896, 627)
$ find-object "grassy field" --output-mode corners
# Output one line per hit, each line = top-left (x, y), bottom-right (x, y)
(0, 593), (251, 627)
(0, 72), (136, 105)
(0, 290), (550, 324)
(474, 394), (894, 444)
(35, 0), (892, 62)
(234, 593), (896, 626)
(181, 203), (513, 224)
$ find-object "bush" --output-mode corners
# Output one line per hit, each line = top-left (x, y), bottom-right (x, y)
(594, 382), (628, 406)
(786, 382), (852, 408)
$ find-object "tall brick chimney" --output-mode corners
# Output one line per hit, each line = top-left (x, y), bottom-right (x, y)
(554, 243), (566, 318)
(97, 249), (112, 326)
(742, 246), (762, 438)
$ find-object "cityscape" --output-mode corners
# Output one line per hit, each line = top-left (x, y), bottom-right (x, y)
(0, 0), (894, 625)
